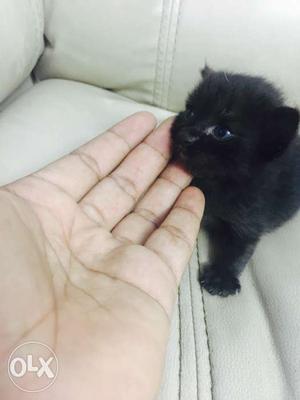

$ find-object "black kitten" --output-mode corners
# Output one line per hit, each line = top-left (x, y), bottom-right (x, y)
(171, 66), (300, 297)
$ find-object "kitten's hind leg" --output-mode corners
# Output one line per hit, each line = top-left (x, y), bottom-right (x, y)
(199, 220), (257, 297)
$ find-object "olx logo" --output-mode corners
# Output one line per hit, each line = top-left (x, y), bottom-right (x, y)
(8, 342), (58, 392)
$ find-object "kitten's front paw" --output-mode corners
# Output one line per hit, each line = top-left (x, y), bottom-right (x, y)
(199, 265), (241, 297)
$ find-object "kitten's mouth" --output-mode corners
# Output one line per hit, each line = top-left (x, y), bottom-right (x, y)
(172, 147), (195, 175)
(172, 141), (200, 176)
(172, 149), (194, 176)
(173, 145), (188, 162)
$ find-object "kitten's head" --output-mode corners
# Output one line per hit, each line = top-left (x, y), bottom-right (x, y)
(171, 67), (299, 181)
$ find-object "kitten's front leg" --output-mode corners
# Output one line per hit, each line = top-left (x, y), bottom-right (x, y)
(199, 220), (257, 297)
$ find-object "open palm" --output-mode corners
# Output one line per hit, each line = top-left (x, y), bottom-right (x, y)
(0, 112), (204, 400)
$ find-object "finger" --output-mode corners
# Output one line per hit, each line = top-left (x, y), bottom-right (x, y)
(145, 187), (205, 284)
(8, 112), (157, 200)
(79, 118), (174, 230)
(112, 163), (192, 243)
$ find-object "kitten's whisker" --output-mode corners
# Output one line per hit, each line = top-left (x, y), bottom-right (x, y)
(224, 72), (230, 83)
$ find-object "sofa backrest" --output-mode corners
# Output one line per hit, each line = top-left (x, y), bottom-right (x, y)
(35, 0), (300, 112)
(0, 0), (44, 103)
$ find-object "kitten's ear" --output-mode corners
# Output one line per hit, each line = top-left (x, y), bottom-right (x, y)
(260, 106), (299, 161)
(201, 65), (214, 79)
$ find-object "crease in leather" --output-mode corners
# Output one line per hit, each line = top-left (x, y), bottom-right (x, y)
(188, 263), (201, 399)
(28, 0), (44, 77)
(152, 0), (170, 107)
(195, 237), (213, 400)
(178, 288), (182, 400)
(249, 259), (296, 400)
(158, 0), (174, 108)
(161, 0), (181, 109)
(152, 0), (182, 109)
(166, 0), (182, 110)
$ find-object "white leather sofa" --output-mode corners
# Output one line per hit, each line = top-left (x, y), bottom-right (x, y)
(1, 1), (300, 399)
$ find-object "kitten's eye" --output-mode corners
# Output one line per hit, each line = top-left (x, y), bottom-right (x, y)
(183, 109), (195, 121)
(207, 125), (233, 141)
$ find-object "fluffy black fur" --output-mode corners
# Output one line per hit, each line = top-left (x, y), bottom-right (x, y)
(171, 67), (300, 296)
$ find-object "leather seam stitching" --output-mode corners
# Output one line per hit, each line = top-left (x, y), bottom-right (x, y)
(166, 0), (183, 109)
(158, 0), (172, 107)
(196, 237), (214, 399)
(189, 260), (200, 399)
(153, 0), (165, 105)
(178, 288), (182, 399)
(161, 0), (175, 107)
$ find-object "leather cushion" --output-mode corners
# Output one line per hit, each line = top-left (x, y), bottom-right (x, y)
(35, 0), (300, 112)
(0, 79), (172, 185)
(0, 0), (44, 102)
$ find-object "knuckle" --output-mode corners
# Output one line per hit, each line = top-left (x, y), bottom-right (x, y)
(72, 150), (103, 181)
(108, 129), (131, 153)
(80, 202), (106, 226)
(110, 174), (138, 201)
(135, 207), (160, 227)
(160, 224), (192, 251)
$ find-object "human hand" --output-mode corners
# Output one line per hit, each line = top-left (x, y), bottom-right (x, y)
(0, 112), (204, 399)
